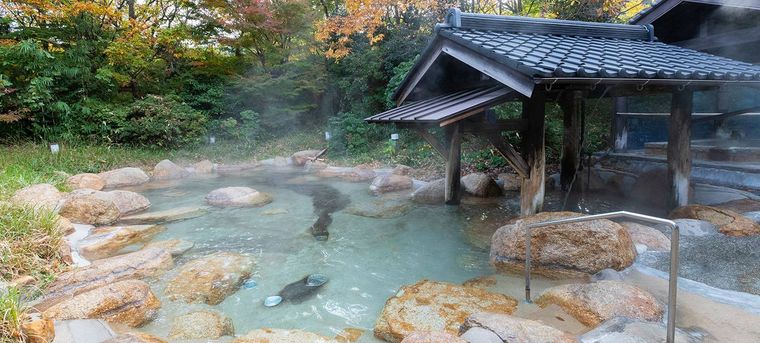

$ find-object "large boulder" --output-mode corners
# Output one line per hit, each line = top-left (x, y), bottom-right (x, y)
(152, 160), (189, 180)
(370, 174), (413, 195)
(292, 149), (325, 166)
(460, 312), (577, 343)
(579, 316), (695, 343)
(233, 329), (335, 343)
(490, 212), (636, 278)
(190, 160), (215, 174)
(670, 204), (760, 237)
(58, 192), (120, 225)
(165, 252), (254, 305)
(461, 173), (503, 197)
(497, 173), (521, 192)
(10, 184), (64, 211)
(620, 222), (670, 252)
(168, 310), (234, 340)
(205, 187), (272, 207)
(536, 281), (664, 327)
(37, 248), (172, 310)
(67, 173), (106, 191)
(43, 280), (160, 327)
(98, 167), (150, 188)
(79, 225), (166, 260)
(317, 166), (376, 182)
(105, 190), (151, 215)
(374, 280), (518, 343)
(401, 331), (466, 343)
(120, 206), (207, 225)
(411, 179), (445, 204)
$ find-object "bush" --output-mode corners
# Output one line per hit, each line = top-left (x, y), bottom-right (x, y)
(328, 111), (387, 156)
(119, 95), (208, 147)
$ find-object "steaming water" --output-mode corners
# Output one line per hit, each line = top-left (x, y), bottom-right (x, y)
(133, 169), (493, 340)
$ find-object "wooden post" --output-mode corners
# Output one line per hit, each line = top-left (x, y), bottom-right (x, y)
(560, 90), (583, 191)
(612, 97), (629, 152)
(667, 90), (693, 209)
(520, 90), (546, 216)
(444, 122), (462, 205)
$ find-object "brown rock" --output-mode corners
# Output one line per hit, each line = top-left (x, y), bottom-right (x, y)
(119, 206), (207, 225)
(56, 216), (75, 235)
(305, 160), (329, 171)
(498, 173), (521, 192)
(369, 174), (413, 194)
(10, 184), (64, 211)
(490, 212), (636, 278)
(460, 312), (577, 343)
(670, 204), (760, 236)
(58, 240), (73, 265)
(98, 167), (150, 188)
(392, 165), (413, 176)
(58, 193), (120, 225)
(461, 173), (503, 197)
(20, 314), (55, 343)
(165, 252), (253, 305)
(715, 199), (760, 213)
(374, 280), (518, 343)
(38, 248), (172, 310)
(411, 179), (445, 205)
(67, 173), (106, 191)
(168, 310), (234, 340)
(462, 275), (497, 289)
(335, 328), (364, 342)
(292, 149), (325, 166)
(106, 190), (151, 215)
(400, 331), (466, 343)
(536, 281), (664, 327)
(233, 328), (335, 343)
(152, 160), (189, 180)
(103, 333), (167, 343)
(205, 187), (273, 207)
(43, 280), (161, 327)
(192, 160), (214, 174)
(79, 225), (166, 260)
(620, 222), (670, 251)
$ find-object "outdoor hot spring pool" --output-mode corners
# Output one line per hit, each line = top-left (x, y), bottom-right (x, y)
(126, 169), (496, 340)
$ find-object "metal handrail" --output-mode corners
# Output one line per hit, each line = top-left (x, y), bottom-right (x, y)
(521, 211), (679, 343)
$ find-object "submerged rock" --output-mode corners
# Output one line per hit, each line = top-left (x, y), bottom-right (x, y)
(536, 281), (663, 327)
(490, 212), (636, 278)
(411, 179), (445, 204)
(370, 174), (413, 194)
(233, 328), (335, 343)
(37, 248), (172, 310)
(460, 312), (577, 343)
(43, 279), (160, 327)
(374, 280), (518, 343)
(670, 204), (760, 237)
(579, 316), (699, 343)
(277, 274), (329, 304)
(99, 167), (150, 188)
(165, 252), (253, 305)
(142, 239), (193, 257)
(152, 160), (189, 180)
(620, 222), (670, 252)
(672, 219), (718, 236)
(316, 166), (376, 182)
(119, 206), (207, 225)
(10, 183), (64, 211)
(58, 192), (120, 225)
(103, 333), (167, 343)
(461, 173), (503, 197)
(292, 149), (325, 166)
(168, 310), (234, 340)
(79, 225), (166, 260)
(401, 331), (466, 343)
(714, 199), (760, 214)
(67, 173), (106, 191)
(53, 319), (118, 343)
(205, 186), (273, 207)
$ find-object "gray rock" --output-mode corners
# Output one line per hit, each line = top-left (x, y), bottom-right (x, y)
(52, 320), (116, 343)
(411, 179), (445, 204)
(98, 167), (150, 188)
(461, 173), (503, 197)
(580, 316), (702, 343)
(591, 268), (624, 281)
(744, 211), (760, 224)
(459, 327), (502, 343)
(152, 159), (189, 180)
(673, 219), (718, 237)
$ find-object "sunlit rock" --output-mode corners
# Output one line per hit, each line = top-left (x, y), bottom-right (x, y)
(67, 173), (106, 191)
(411, 179), (445, 204)
(165, 252), (253, 305)
(98, 167), (150, 188)
(233, 328), (335, 343)
(206, 186), (272, 207)
(369, 174), (413, 194)
(20, 314), (55, 343)
(43, 280), (160, 327)
(79, 225), (166, 260)
(400, 331), (466, 343)
(460, 312), (577, 343)
(292, 149), (325, 166)
(461, 173), (503, 197)
(104, 190), (151, 215)
(670, 204), (760, 237)
(119, 206), (207, 225)
(37, 248), (172, 310)
(620, 222), (670, 252)
(490, 212), (636, 278)
(10, 183), (64, 211)
(168, 310), (234, 340)
(374, 280), (518, 343)
(142, 239), (193, 257)
(58, 192), (120, 225)
(536, 281), (663, 327)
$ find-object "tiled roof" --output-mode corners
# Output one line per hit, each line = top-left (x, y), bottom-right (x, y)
(439, 11), (760, 81)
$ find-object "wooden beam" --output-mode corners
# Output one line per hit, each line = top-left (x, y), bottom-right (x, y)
(395, 40), (443, 105)
(416, 128), (449, 159)
(445, 123), (462, 205)
(520, 90), (546, 216)
(667, 90), (694, 209)
(612, 97), (629, 152)
(559, 90), (583, 191)
(487, 132), (529, 179)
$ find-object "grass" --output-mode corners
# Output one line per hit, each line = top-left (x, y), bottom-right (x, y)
(0, 204), (66, 284)
(0, 286), (28, 343)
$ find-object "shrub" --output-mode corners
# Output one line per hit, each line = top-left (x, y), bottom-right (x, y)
(118, 95), (208, 147)
(328, 111), (387, 156)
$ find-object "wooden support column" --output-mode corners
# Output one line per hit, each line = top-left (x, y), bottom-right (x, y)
(520, 90), (546, 216)
(559, 90), (583, 191)
(667, 90), (694, 209)
(612, 97), (629, 152)
(444, 122), (462, 205)
(416, 128), (449, 159)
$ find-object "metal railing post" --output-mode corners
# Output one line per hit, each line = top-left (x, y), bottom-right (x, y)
(521, 211), (679, 343)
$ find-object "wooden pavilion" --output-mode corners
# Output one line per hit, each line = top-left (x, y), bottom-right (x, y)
(366, 8), (760, 216)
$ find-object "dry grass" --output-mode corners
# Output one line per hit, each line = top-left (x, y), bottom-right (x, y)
(0, 287), (28, 343)
(0, 204), (66, 283)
